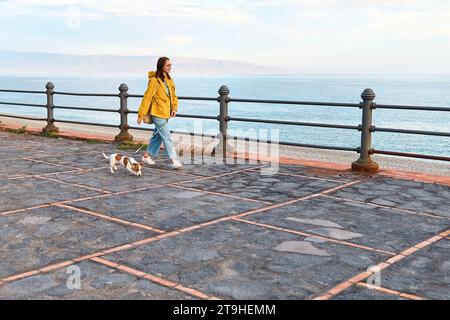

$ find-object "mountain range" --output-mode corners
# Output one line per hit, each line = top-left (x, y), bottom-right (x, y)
(0, 51), (297, 76)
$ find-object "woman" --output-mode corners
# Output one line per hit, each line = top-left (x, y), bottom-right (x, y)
(137, 57), (182, 169)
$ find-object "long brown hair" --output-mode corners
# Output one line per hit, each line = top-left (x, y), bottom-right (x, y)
(155, 57), (171, 81)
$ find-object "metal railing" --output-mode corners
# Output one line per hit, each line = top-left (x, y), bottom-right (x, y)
(0, 82), (449, 172)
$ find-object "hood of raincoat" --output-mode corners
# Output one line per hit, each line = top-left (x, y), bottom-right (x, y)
(148, 71), (172, 81)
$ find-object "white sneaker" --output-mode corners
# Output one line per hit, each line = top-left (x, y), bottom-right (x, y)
(141, 155), (156, 165)
(170, 159), (183, 169)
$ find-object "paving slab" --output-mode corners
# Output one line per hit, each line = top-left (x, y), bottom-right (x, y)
(1, 131), (449, 300)
(67, 186), (265, 231)
(379, 239), (450, 300)
(243, 196), (450, 253)
(0, 260), (194, 300)
(0, 177), (103, 212)
(329, 177), (450, 218)
(180, 170), (344, 204)
(103, 220), (388, 300)
(0, 206), (155, 279)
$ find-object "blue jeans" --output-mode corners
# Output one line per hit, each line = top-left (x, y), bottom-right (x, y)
(147, 116), (177, 160)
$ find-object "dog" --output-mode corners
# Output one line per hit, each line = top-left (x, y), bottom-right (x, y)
(102, 153), (143, 176)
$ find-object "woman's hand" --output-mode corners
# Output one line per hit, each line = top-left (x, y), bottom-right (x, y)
(137, 115), (143, 125)
(171, 110), (177, 118)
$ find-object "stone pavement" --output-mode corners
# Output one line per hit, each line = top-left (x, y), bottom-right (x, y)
(0, 131), (449, 300)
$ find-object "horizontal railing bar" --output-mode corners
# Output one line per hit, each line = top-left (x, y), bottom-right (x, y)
(375, 104), (450, 112)
(127, 94), (218, 102)
(54, 119), (119, 128)
(0, 101), (46, 108)
(127, 110), (218, 120)
(53, 91), (118, 97)
(128, 125), (218, 139)
(228, 117), (360, 130)
(374, 127), (450, 137)
(0, 113), (47, 121)
(0, 89), (46, 94)
(229, 98), (360, 108)
(171, 114), (218, 120)
(53, 105), (119, 113)
(228, 135), (359, 152)
(279, 141), (359, 152)
(178, 96), (218, 101)
(372, 149), (450, 161)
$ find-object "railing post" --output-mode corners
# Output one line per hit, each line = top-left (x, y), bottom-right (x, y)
(42, 82), (59, 133)
(352, 88), (379, 173)
(115, 83), (133, 143)
(212, 85), (233, 158)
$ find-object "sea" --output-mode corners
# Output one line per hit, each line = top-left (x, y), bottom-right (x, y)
(0, 75), (449, 157)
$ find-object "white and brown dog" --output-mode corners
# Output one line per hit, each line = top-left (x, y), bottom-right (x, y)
(102, 153), (143, 176)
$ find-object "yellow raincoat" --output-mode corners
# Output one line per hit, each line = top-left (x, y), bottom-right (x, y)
(137, 71), (179, 120)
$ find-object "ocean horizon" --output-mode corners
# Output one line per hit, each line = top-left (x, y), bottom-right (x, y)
(1, 74), (449, 157)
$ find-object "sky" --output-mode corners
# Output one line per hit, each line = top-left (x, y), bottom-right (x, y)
(1, 0), (450, 74)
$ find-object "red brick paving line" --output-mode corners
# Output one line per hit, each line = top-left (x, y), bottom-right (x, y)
(378, 170), (450, 187)
(355, 282), (428, 300)
(0, 188), (135, 217)
(55, 203), (165, 233)
(233, 217), (396, 256)
(234, 180), (363, 220)
(0, 149), (99, 161)
(0, 178), (364, 287)
(144, 166), (202, 178)
(247, 167), (348, 184)
(168, 184), (273, 205)
(36, 176), (112, 194)
(23, 157), (84, 171)
(312, 228), (450, 300)
(173, 164), (270, 185)
(90, 257), (218, 300)
(3, 168), (85, 181)
(321, 194), (449, 220)
(0, 261), (75, 283)
(6, 150), (108, 162)
(0, 144), (33, 150)
(0, 203), (54, 216)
